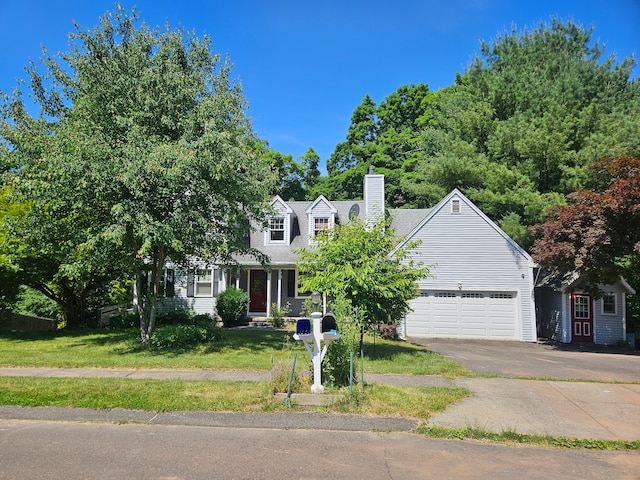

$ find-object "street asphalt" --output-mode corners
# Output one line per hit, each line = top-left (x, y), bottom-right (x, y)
(0, 339), (639, 441)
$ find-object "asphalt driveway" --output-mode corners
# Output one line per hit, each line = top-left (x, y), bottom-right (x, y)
(409, 338), (640, 383)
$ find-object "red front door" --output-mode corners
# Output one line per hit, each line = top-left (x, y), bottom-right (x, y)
(249, 270), (267, 313)
(571, 294), (593, 342)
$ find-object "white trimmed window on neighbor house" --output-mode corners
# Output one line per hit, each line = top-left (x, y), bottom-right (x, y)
(602, 294), (616, 315)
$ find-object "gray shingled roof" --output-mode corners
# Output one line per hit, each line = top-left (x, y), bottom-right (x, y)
(236, 199), (432, 267)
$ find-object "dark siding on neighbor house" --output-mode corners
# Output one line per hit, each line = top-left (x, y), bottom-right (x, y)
(536, 288), (564, 342)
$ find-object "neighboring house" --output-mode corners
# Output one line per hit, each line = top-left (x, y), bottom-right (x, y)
(536, 272), (635, 345)
(153, 170), (540, 342)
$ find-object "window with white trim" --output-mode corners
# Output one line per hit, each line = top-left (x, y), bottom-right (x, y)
(602, 294), (616, 315)
(451, 199), (461, 214)
(196, 269), (213, 297)
(269, 217), (285, 242)
(314, 217), (330, 237)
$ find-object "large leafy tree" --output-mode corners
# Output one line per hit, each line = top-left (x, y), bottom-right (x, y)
(531, 156), (640, 290)
(296, 216), (428, 350)
(0, 91), (123, 326)
(1, 6), (275, 339)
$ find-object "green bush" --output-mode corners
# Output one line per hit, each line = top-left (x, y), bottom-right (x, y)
(156, 310), (193, 325)
(193, 313), (215, 327)
(216, 288), (249, 327)
(267, 302), (290, 328)
(321, 295), (364, 388)
(150, 324), (222, 349)
(15, 286), (59, 320)
(109, 312), (139, 329)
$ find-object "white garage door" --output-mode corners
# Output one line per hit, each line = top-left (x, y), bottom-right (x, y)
(405, 291), (517, 339)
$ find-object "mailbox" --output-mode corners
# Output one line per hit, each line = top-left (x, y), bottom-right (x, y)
(292, 312), (340, 394)
(321, 313), (337, 333)
(295, 318), (311, 336)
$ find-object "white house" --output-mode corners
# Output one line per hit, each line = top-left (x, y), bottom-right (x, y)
(392, 188), (537, 342)
(154, 170), (544, 342)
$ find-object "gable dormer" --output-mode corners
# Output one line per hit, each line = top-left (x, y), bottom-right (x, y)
(265, 196), (294, 246)
(305, 195), (338, 244)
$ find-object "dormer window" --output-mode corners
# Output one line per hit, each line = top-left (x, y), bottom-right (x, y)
(314, 217), (330, 237)
(305, 195), (338, 244)
(270, 217), (285, 241)
(265, 196), (293, 245)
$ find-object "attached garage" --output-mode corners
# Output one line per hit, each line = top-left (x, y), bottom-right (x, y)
(405, 291), (518, 340)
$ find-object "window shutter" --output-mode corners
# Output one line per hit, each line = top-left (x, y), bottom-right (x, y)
(186, 272), (195, 297)
(287, 270), (296, 297)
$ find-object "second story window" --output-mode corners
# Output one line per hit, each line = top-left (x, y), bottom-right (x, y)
(270, 217), (285, 241)
(314, 217), (330, 237)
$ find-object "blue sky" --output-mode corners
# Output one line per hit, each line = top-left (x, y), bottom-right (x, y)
(1, 1), (638, 170)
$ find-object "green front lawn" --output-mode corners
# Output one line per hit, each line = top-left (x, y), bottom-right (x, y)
(0, 328), (471, 376)
(0, 376), (470, 419)
(0, 327), (471, 422)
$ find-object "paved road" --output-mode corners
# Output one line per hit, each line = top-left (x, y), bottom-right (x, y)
(1, 339), (640, 478)
(1, 419), (638, 480)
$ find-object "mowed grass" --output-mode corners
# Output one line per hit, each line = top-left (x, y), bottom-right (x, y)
(0, 376), (470, 420)
(0, 377), (270, 412)
(0, 328), (471, 420)
(0, 328), (471, 376)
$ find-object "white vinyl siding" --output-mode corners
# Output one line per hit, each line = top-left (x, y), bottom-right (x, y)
(364, 173), (384, 224)
(397, 191), (536, 342)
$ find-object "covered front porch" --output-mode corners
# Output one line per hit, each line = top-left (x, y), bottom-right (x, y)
(228, 266), (309, 318)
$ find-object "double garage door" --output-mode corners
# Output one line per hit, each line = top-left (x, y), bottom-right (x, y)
(405, 291), (518, 340)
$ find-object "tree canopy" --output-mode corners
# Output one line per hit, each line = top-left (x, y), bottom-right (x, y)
(319, 19), (639, 248)
(0, 6), (275, 337)
(296, 216), (428, 338)
(531, 156), (640, 290)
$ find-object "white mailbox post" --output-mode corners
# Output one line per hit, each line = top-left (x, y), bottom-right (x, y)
(293, 292), (340, 394)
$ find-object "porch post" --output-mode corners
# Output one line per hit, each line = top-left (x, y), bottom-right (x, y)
(277, 269), (283, 309)
(219, 269), (227, 293)
(266, 271), (272, 317)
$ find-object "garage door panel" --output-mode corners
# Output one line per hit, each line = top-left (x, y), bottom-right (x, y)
(406, 291), (517, 339)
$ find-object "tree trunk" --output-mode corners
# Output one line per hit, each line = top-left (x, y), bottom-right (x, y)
(136, 271), (149, 342)
(139, 246), (165, 343)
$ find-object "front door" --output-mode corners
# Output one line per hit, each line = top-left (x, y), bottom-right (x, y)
(571, 294), (593, 342)
(249, 270), (267, 313)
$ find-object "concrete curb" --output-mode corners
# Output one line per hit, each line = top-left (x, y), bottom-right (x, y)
(0, 406), (419, 432)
